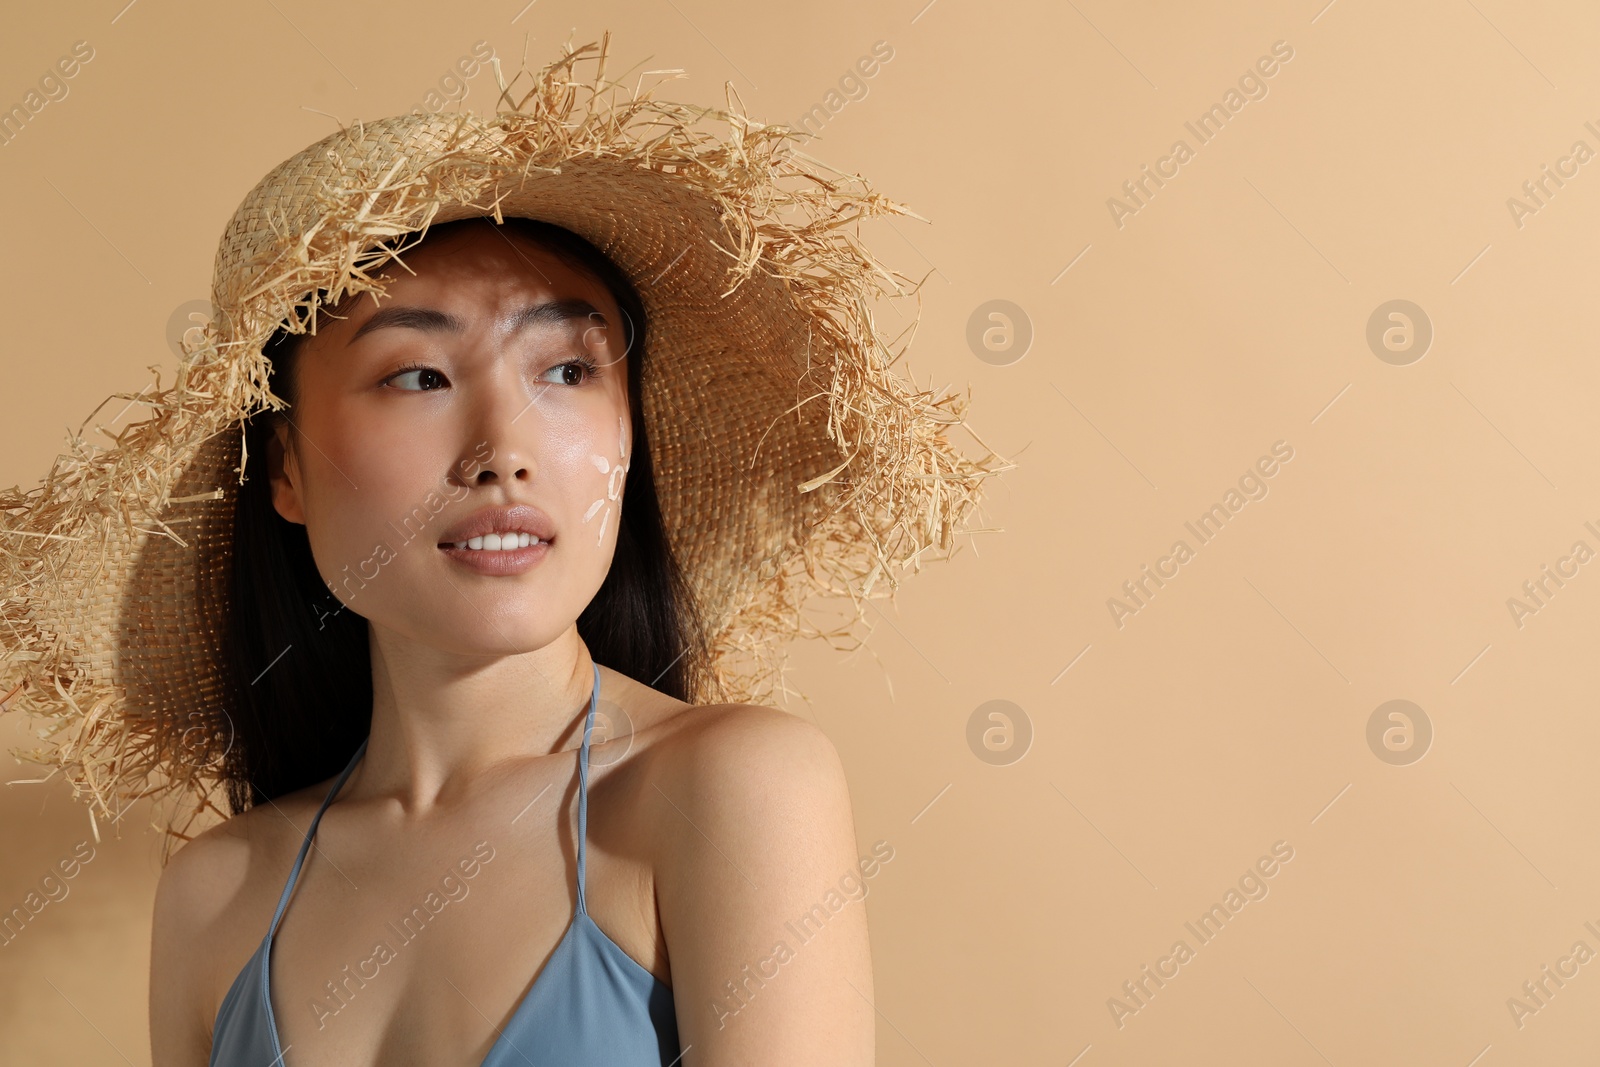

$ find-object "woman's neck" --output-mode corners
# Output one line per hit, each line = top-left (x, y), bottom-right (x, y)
(355, 621), (595, 812)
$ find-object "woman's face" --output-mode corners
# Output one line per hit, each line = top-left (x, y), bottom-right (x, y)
(267, 222), (633, 658)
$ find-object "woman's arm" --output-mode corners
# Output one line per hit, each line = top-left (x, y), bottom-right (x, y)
(654, 707), (876, 1065)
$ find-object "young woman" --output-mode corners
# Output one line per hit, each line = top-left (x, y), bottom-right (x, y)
(146, 214), (877, 1067)
(0, 39), (996, 1067)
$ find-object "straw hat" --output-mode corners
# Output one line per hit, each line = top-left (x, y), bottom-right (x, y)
(0, 34), (1004, 841)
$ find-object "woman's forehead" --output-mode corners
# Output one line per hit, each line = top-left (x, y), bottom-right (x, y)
(313, 225), (624, 342)
(382, 224), (615, 303)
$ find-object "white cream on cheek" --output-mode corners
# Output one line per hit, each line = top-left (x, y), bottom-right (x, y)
(584, 415), (631, 546)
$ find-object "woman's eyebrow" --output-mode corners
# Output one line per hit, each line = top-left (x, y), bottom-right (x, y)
(509, 298), (607, 334)
(347, 299), (605, 345)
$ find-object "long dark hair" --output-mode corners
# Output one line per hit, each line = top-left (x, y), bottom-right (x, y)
(220, 216), (708, 813)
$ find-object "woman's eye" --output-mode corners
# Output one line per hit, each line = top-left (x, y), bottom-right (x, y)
(539, 360), (593, 386)
(389, 367), (448, 391)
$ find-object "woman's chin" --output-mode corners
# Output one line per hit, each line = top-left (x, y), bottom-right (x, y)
(365, 611), (570, 659)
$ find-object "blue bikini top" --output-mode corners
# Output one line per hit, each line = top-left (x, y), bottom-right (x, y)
(208, 662), (681, 1066)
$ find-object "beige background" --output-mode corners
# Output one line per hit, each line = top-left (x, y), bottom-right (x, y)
(4, 0), (1599, 1063)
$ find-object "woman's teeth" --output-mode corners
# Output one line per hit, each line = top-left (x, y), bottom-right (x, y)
(453, 532), (542, 551)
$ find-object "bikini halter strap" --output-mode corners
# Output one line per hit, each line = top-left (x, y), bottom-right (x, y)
(266, 734), (369, 941)
(576, 659), (601, 915)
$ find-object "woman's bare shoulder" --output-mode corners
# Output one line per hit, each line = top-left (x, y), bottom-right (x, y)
(654, 700), (835, 763)
(602, 673), (850, 844)
(155, 779), (337, 916)
(641, 697), (852, 843)
(150, 776), (348, 983)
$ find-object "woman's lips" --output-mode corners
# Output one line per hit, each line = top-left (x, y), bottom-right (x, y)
(437, 538), (551, 575)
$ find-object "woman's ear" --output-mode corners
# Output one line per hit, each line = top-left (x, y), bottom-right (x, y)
(266, 421), (306, 525)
